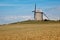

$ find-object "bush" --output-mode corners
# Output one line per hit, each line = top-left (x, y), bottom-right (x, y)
(44, 19), (49, 21)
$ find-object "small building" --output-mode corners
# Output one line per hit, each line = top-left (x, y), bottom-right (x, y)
(32, 3), (43, 21)
(32, 3), (49, 21)
(34, 9), (43, 21)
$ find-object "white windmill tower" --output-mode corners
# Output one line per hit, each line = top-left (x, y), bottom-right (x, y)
(32, 3), (49, 21)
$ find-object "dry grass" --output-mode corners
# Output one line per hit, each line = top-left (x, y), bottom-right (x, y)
(0, 23), (60, 40)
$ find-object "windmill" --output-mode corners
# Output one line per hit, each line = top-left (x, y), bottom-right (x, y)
(32, 3), (49, 21)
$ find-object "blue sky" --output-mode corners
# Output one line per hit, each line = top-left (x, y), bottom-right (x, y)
(0, 0), (60, 24)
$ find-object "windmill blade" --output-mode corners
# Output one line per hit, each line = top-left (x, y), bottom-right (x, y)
(32, 3), (37, 20)
(43, 13), (49, 20)
(35, 3), (36, 12)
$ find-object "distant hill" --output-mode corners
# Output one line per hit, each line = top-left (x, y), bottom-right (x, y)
(0, 21), (60, 40)
(10, 20), (60, 24)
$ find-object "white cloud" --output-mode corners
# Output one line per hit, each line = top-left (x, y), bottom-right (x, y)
(0, 15), (33, 24)
(0, 3), (33, 6)
(0, 4), (20, 6)
(0, 16), (33, 21)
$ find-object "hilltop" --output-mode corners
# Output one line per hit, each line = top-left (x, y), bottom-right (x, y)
(9, 20), (60, 25)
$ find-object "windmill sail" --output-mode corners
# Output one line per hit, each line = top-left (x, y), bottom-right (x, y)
(34, 3), (36, 20)
(35, 3), (36, 12)
(43, 13), (49, 20)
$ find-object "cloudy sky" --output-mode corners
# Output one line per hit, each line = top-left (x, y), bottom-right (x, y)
(0, 0), (60, 24)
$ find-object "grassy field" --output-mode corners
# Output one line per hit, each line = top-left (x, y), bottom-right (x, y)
(0, 21), (60, 40)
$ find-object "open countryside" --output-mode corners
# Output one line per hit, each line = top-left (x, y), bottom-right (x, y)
(0, 0), (60, 40)
(0, 21), (60, 40)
